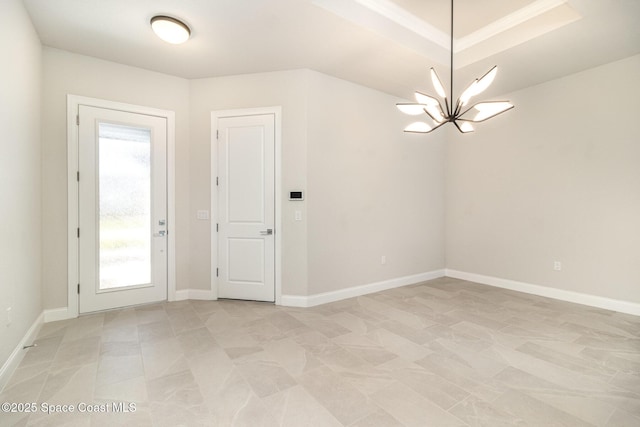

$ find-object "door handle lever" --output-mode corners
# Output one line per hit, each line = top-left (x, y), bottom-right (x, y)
(154, 230), (167, 237)
(260, 229), (273, 235)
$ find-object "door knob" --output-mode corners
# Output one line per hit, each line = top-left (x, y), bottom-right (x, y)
(260, 229), (273, 235)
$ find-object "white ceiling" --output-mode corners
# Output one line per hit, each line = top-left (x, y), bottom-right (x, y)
(394, 0), (539, 37)
(22, 0), (640, 99)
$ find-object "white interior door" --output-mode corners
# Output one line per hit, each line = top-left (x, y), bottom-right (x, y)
(78, 105), (167, 313)
(217, 114), (275, 302)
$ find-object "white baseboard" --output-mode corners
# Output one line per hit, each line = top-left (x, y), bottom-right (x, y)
(43, 307), (74, 323)
(446, 269), (640, 316)
(174, 289), (217, 301)
(0, 312), (44, 393)
(281, 269), (446, 308)
(279, 295), (309, 307)
(174, 290), (189, 301)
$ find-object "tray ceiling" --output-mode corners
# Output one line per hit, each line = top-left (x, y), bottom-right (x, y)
(22, 0), (640, 99)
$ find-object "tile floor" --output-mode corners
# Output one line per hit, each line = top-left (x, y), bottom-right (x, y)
(1, 277), (639, 426)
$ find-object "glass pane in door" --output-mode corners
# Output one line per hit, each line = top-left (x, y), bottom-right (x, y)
(98, 122), (152, 290)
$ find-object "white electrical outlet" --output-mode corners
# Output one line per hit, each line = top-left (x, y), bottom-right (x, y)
(6, 307), (11, 326)
(295, 210), (302, 221)
(554, 261), (562, 271)
(381, 255), (386, 265)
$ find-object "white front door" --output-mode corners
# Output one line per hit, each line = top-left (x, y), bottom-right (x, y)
(216, 114), (275, 302)
(78, 105), (168, 313)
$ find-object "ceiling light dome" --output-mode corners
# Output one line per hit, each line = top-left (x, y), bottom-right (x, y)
(151, 15), (191, 44)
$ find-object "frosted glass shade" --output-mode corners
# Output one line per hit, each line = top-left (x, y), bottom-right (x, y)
(473, 66), (498, 96)
(404, 122), (433, 133)
(425, 105), (446, 123)
(470, 101), (514, 122)
(151, 16), (191, 44)
(415, 92), (440, 106)
(430, 68), (447, 99)
(396, 104), (427, 115)
(456, 121), (474, 133)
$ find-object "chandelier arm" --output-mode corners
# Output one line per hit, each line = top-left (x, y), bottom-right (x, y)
(416, 121), (446, 134)
(432, 121), (448, 132)
(453, 120), (468, 134)
(444, 98), (451, 119)
(424, 101), (448, 123)
(423, 108), (440, 123)
(404, 120), (448, 134)
(466, 104), (515, 123)
(453, 99), (464, 118)
(396, 103), (430, 116)
(404, 129), (432, 134)
(415, 91), (440, 106)
(457, 102), (514, 122)
(404, 123), (432, 133)
(457, 104), (475, 119)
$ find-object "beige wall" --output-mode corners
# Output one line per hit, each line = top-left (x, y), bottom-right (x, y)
(41, 48), (191, 309)
(42, 53), (441, 306)
(446, 54), (640, 303)
(306, 71), (445, 294)
(189, 70), (446, 297)
(34, 42), (640, 317)
(189, 70), (309, 295)
(0, 0), (42, 366)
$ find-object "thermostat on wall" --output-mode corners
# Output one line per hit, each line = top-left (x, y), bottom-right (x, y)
(289, 191), (304, 201)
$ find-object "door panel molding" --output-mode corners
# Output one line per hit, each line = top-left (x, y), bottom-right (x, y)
(211, 107), (282, 304)
(67, 95), (176, 317)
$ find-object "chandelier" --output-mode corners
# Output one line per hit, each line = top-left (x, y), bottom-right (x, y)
(397, 0), (514, 134)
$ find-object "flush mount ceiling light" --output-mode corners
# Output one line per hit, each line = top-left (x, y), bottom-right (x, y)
(150, 15), (191, 44)
(397, 0), (514, 134)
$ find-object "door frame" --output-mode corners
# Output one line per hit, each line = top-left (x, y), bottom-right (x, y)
(210, 107), (282, 305)
(67, 95), (177, 318)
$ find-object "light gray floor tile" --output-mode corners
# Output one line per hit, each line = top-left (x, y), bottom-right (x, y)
(605, 408), (640, 427)
(349, 409), (403, 427)
(234, 352), (297, 398)
(492, 390), (595, 426)
(299, 366), (378, 425)
(370, 381), (466, 427)
(449, 394), (526, 427)
(2, 278), (638, 426)
(263, 385), (342, 427)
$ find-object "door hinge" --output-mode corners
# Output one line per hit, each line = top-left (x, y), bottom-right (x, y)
(76, 171), (79, 182)
(77, 284), (80, 294)
(216, 177), (218, 186)
(216, 223), (219, 232)
(216, 268), (219, 277)
(216, 130), (219, 139)
(77, 228), (80, 238)
(76, 115), (79, 126)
